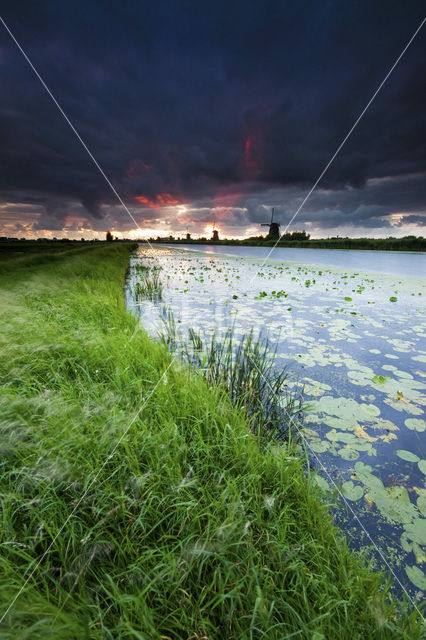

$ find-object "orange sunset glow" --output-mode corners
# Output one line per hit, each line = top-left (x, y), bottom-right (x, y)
(135, 193), (179, 208)
(204, 223), (220, 236)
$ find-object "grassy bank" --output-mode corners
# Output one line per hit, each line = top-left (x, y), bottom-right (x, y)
(0, 243), (422, 639)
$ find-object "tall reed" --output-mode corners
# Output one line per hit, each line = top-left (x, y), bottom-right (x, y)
(160, 309), (303, 442)
(134, 265), (163, 301)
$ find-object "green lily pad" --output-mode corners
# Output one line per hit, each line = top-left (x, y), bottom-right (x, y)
(404, 519), (426, 546)
(405, 418), (426, 432)
(372, 486), (418, 524)
(322, 416), (353, 431)
(338, 447), (360, 461)
(341, 481), (364, 501)
(411, 542), (426, 564)
(396, 450), (420, 463)
(418, 460), (426, 475)
(354, 461), (373, 475)
(309, 440), (330, 453)
(312, 396), (380, 424)
(326, 430), (358, 444)
(417, 494), (426, 518)
(353, 462), (418, 524)
(405, 565), (426, 591)
(351, 442), (377, 456)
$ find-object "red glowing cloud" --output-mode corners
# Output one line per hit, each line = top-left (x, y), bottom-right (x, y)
(244, 133), (261, 174)
(134, 193), (179, 208)
(155, 193), (179, 205)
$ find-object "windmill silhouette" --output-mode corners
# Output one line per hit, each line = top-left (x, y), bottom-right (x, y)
(211, 220), (219, 241)
(261, 208), (280, 240)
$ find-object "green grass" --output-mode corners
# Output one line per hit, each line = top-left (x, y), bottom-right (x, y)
(0, 242), (423, 639)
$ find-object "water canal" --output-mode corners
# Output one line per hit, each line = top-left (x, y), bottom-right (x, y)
(126, 243), (426, 601)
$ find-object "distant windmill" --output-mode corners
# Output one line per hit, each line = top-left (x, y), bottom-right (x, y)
(261, 208), (280, 240)
(211, 219), (219, 241)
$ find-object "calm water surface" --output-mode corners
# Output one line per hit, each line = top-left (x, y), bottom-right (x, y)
(127, 244), (426, 600)
(172, 244), (425, 277)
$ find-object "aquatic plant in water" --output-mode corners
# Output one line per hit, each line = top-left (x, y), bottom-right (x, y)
(187, 328), (303, 441)
(135, 265), (163, 301)
(159, 311), (303, 442)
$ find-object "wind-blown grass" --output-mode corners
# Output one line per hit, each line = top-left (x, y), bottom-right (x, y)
(0, 242), (423, 638)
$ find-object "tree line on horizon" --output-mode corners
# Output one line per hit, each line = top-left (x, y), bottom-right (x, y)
(153, 231), (426, 252)
(1, 231), (425, 252)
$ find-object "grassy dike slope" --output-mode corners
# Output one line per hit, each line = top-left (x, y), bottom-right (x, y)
(0, 243), (422, 639)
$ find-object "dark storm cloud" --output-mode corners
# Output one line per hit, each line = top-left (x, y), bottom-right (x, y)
(184, 172), (426, 236)
(0, 0), (425, 235)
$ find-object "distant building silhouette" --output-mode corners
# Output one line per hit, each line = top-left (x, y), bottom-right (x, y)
(261, 208), (280, 240)
(106, 230), (113, 242)
(212, 229), (219, 241)
(186, 232), (191, 240)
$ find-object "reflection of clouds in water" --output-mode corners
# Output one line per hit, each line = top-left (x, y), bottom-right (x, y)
(127, 245), (426, 597)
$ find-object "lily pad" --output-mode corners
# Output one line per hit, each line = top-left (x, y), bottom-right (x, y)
(341, 481), (364, 501)
(396, 450), (420, 463)
(338, 447), (359, 461)
(326, 430), (358, 444)
(418, 460), (426, 475)
(372, 486), (418, 524)
(405, 418), (426, 432)
(312, 396), (380, 424)
(417, 494), (426, 518)
(405, 565), (426, 591)
(309, 440), (330, 453)
(354, 461), (373, 475)
(404, 519), (426, 546)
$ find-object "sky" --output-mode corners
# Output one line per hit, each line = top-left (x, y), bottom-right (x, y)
(0, 1), (425, 240)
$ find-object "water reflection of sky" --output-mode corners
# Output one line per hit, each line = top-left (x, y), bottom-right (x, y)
(171, 244), (426, 277)
(127, 245), (426, 601)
